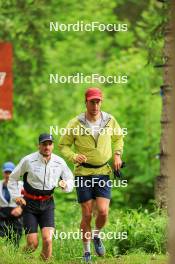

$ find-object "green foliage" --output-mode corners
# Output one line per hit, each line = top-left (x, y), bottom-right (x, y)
(0, 205), (167, 263)
(52, 194), (167, 259)
(54, 208), (167, 260)
(0, 240), (167, 263)
(0, 0), (164, 207)
(108, 209), (167, 255)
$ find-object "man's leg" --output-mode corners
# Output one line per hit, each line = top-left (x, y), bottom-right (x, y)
(80, 199), (93, 262)
(80, 199), (93, 242)
(40, 227), (54, 261)
(93, 175), (111, 240)
(92, 197), (110, 256)
(23, 209), (39, 253)
(76, 176), (94, 261)
(24, 233), (39, 252)
(95, 197), (110, 232)
(38, 198), (55, 261)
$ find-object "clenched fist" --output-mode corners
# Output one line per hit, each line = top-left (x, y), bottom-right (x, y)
(73, 154), (87, 164)
(15, 197), (26, 206)
(11, 206), (23, 217)
(58, 180), (67, 190)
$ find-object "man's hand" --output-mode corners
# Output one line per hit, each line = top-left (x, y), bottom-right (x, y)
(15, 197), (26, 207)
(11, 206), (23, 217)
(58, 180), (67, 190)
(73, 154), (87, 164)
(114, 154), (122, 170)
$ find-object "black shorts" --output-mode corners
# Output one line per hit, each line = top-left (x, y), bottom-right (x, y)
(75, 175), (111, 203)
(23, 197), (55, 234)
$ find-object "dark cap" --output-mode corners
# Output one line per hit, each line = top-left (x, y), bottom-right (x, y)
(39, 133), (54, 144)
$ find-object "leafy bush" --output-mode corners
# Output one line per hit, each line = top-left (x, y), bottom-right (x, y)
(105, 209), (167, 256)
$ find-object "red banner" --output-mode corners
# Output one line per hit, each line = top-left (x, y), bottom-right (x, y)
(0, 43), (13, 120)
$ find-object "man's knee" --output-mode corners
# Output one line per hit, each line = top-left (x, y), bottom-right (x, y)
(27, 235), (39, 250)
(81, 200), (93, 225)
(98, 208), (108, 218)
(27, 240), (38, 250)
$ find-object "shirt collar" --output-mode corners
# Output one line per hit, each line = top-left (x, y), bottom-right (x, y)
(78, 111), (111, 128)
(37, 151), (52, 163)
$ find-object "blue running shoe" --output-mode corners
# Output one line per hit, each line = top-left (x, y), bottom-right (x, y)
(93, 237), (105, 256)
(82, 252), (91, 263)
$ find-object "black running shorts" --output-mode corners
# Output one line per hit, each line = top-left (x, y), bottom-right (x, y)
(23, 197), (55, 234)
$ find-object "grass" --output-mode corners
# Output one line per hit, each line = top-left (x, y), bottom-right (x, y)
(0, 243), (168, 264)
(0, 189), (168, 263)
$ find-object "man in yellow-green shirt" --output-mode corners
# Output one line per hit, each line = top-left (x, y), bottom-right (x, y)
(59, 87), (124, 262)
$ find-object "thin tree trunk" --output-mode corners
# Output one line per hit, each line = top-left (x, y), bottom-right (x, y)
(166, 0), (175, 263)
(155, 3), (171, 209)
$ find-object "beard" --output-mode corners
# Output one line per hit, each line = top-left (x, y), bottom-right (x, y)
(40, 150), (51, 157)
(43, 153), (50, 157)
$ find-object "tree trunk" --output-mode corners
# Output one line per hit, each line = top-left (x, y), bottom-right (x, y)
(155, 3), (172, 209)
(168, 0), (175, 261)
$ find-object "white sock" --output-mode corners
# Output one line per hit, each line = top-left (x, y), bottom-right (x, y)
(93, 228), (100, 238)
(83, 241), (91, 253)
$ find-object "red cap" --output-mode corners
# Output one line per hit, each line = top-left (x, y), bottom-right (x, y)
(85, 88), (103, 101)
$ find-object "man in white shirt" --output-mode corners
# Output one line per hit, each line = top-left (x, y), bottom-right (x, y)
(8, 133), (74, 261)
(0, 162), (23, 247)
